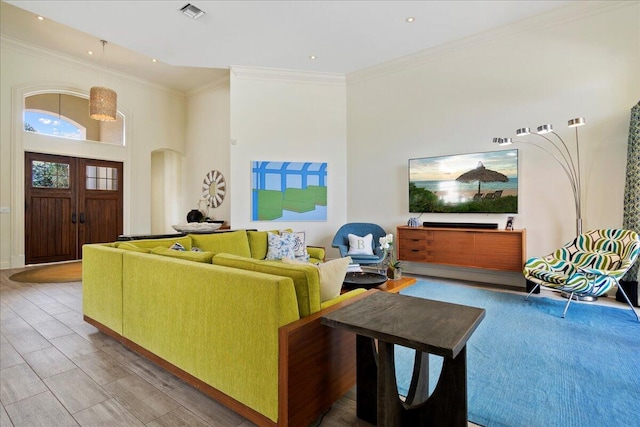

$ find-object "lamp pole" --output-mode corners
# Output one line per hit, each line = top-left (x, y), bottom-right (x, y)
(494, 117), (585, 236)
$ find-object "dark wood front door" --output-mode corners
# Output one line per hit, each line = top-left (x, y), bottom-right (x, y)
(25, 152), (123, 264)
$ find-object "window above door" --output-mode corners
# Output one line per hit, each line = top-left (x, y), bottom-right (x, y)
(24, 92), (124, 145)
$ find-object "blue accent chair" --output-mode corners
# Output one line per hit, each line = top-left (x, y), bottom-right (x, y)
(331, 223), (387, 265)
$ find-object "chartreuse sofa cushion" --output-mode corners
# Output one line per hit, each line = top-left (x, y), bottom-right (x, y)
(188, 230), (251, 257)
(115, 236), (192, 250)
(122, 252), (299, 423)
(213, 253), (322, 317)
(150, 246), (215, 263)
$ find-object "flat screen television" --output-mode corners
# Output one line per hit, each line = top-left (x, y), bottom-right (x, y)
(409, 149), (518, 214)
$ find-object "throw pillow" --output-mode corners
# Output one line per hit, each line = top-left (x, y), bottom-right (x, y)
(170, 242), (187, 251)
(282, 256), (351, 302)
(266, 231), (297, 260)
(282, 231), (309, 262)
(347, 233), (374, 255)
(316, 257), (352, 302)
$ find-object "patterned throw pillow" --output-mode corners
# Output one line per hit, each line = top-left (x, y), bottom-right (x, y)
(266, 232), (297, 260)
(170, 242), (187, 251)
(347, 233), (374, 255)
(282, 231), (309, 262)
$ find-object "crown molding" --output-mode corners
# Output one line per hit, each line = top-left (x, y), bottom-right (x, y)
(231, 65), (345, 86)
(346, 1), (636, 85)
(187, 73), (231, 97)
(1, 35), (186, 96)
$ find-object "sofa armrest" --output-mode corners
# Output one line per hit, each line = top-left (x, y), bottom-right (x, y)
(278, 289), (371, 426)
(307, 245), (325, 262)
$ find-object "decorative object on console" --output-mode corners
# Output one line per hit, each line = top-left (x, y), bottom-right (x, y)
(202, 170), (226, 208)
(505, 216), (514, 231)
(89, 40), (117, 121)
(494, 117), (585, 235)
(172, 222), (223, 233)
(187, 209), (204, 223)
(379, 233), (402, 279)
(409, 150), (517, 214)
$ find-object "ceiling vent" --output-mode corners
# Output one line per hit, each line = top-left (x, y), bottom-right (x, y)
(180, 3), (205, 19)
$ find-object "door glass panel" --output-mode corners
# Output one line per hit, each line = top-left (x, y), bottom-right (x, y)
(86, 165), (118, 191)
(31, 161), (70, 188)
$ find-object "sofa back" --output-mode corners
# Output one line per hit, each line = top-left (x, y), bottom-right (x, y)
(213, 253), (322, 317)
(121, 251), (300, 423)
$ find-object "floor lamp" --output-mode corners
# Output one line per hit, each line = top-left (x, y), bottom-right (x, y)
(496, 118), (592, 301)
(494, 117), (586, 236)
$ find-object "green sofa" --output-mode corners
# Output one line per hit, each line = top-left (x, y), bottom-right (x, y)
(82, 229), (366, 427)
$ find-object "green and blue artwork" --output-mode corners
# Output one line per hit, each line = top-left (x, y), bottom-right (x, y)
(252, 161), (327, 221)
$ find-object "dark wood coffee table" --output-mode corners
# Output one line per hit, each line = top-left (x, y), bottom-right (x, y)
(321, 291), (485, 426)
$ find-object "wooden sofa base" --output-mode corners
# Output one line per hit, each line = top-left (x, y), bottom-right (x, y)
(83, 292), (366, 426)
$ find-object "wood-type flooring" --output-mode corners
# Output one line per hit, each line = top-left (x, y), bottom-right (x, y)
(1, 266), (483, 426)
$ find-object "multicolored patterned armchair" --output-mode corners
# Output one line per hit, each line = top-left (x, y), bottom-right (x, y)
(524, 229), (640, 320)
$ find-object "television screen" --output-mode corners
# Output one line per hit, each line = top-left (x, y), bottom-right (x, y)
(409, 149), (518, 213)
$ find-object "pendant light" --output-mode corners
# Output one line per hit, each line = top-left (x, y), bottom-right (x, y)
(89, 40), (117, 121)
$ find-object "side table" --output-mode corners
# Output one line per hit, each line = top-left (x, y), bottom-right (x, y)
(321, 291), (485, 426)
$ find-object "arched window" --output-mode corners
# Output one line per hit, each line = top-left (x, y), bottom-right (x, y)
(24, 109), (87, 140)
(23, 92), (124, 145)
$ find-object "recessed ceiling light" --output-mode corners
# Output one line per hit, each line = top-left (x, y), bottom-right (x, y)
(180, 3), (205, 19)
(88, 50), (94, 55)
(405, 17), (415, 23)
(152, 58), (158, 63)
(309, 55), (317, 60)
(37, 16), (44, 21)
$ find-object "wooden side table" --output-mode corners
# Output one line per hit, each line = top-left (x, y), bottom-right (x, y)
(322, 291), (485, 426)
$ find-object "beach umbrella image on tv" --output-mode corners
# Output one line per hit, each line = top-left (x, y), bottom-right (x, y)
(456, 161), (508, 197)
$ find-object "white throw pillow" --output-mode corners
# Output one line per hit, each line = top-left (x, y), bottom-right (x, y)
(282, 256), (351, 302)
(266, 232), (296, 260)
(347, 233), (374, 255)
(316, 257), (351, 302)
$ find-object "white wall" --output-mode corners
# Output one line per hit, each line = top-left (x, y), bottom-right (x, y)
(345, 2), (640, 285)
(229, 67), (348, 254)
(183, 74), (231, 227)
(0, 37), (187, 268)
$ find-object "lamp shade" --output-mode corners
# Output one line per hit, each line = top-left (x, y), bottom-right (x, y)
(89, 86), (117, 121)
(537, 124), (553, 134)
(568, 117), (585, 127)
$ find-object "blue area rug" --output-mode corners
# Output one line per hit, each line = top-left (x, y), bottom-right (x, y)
(396, 281), (640, 427)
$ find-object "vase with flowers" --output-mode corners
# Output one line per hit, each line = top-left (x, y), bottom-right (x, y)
(379, 233), (403, 280)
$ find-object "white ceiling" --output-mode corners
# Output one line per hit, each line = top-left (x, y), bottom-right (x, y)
(2, 0), (572, 92)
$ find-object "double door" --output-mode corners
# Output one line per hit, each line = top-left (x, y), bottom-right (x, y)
(25, 152), (123, 264)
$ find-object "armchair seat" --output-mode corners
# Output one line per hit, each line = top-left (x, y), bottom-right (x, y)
(524, 229), (640, 320)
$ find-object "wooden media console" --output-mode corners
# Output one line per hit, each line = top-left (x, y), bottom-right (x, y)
(397, 226), (526, 272)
